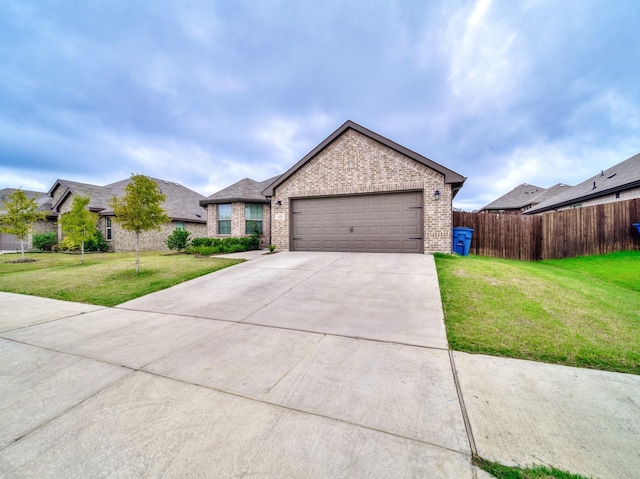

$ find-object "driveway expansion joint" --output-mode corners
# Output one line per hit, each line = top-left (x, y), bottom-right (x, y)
(448, 350), (478, 457)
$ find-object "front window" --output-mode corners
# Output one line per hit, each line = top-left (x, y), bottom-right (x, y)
(175, 221), (185, 230)
(245, 204), (263, 234)
(106, 217), (112, 240)
(218, 204), (231, 234)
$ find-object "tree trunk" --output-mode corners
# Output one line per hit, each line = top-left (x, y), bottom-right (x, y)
(81, 240), (85, 265)
(20, 240), (25, 260)
(136, 232), (140, 274)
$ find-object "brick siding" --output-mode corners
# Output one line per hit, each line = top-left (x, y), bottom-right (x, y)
(270, 129), (453, 253)
(206, 203), (271, 248)
(100, 217), (207, 252)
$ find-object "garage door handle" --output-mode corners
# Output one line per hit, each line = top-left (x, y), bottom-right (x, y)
(350, 226), (354, 233)
(410, 237), (423, 240)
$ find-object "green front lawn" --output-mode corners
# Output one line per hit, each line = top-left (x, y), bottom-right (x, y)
(0, 251), (243, 306)
(434, 251), (640, 375)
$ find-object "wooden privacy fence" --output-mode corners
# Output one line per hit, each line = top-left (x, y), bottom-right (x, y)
(453, 198), (640, 260)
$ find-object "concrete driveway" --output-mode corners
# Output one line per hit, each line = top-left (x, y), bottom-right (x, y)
(1, 251), (638, 478)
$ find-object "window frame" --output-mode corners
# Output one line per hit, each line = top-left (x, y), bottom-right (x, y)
(106, 217), (112, 241)
(217, 204), (231, 235)
(245, 204), (263, 235)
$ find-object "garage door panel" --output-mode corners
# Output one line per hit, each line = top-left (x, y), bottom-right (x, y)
(403, 225), (421, 235)
(291, 192), (423, 253)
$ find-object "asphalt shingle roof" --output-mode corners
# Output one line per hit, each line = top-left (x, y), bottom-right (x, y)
(200, 176), (281, 206)
(525, 153), (640, 214)
(0, 188), (52, 215)
(49, 177), (206, 223)
(480, 183), (545, 211)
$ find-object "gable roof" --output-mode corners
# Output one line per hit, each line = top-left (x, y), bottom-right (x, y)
(200, 176), (281, 206)
(50, 177), (206, 223)
(262, 120), (466, 197)
(479, 183), (545, 211)
(49, 179), (117, 213)
(524, 152), (640, 214)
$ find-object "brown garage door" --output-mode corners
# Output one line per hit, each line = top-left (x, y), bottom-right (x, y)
(291, 192), (424, 253)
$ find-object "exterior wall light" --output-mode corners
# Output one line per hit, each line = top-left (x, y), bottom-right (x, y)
(434, 190), (441, 201)
(276, 200), (282, 206)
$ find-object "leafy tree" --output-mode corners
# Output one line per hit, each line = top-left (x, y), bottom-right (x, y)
(110, 174), (169, 273)
(165, 228), (191, 252)
(0, 189), (47, 260)
(58, 196), (99, 264)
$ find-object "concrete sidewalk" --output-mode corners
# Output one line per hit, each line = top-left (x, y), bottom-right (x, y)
(0, 251), (638, 478)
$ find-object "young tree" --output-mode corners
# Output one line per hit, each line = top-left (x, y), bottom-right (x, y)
(110, 174), (169, 273)
(58, 196), (99, 265)
(0, 189), (47, 260)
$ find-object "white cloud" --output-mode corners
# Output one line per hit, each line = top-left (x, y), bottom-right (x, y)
(460, 137), (640, 211)
(569, 88), (640, 131)
(0, 169), (50, 192)
(253, 113), (334, 166)
(442, 0), (525, 111)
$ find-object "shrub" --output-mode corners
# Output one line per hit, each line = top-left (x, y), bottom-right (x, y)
(189, 235), (260, 255)
(32, 232), (57, 251)
(85, 230), (109, 252)
(165, 228), (191, 252)
(57, 236), (79, 252)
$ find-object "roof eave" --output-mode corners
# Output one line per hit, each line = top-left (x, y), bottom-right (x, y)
(170, 216), (207, 224)
(263, 120), (466, 197)
(200, 197), (270, 206)
(524, 180), (640, 214)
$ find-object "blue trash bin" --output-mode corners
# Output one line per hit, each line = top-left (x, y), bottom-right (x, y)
(633, 223), (640, 234)
(452, 227), (474, 256)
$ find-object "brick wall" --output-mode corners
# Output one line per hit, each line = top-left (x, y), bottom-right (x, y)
(101, 217), (207, 252)
(205, 203), (271, 248)
(270, 129), (453, 253)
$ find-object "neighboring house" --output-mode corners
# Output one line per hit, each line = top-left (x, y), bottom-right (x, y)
(479, 183), (573, 214)
(524, 153), (640, 214)
(201, 120), (466, 254)
(0, 188), (56, 252)
(479, 183), (546, 214)
(49, 177), (207, 251)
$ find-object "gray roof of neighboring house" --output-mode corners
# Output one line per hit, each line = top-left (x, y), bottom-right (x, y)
(262, 120), (466, 198)
(479, 183), (546, 211)
(524, 152), (640, 214)
(0, 188), (53, 216)
(49, 177), (207, 223)
(200, 176), (281, 206)
(49, 180), (117, 213)
(527, 183), (573, 205)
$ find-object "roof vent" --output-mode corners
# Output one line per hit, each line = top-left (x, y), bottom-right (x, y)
(195, 213), (201, 218)
(163, 180), (169, 184)
(607, 173), (617, 179)
(592, 181), (597, 190)
(600, 170), (604, 176)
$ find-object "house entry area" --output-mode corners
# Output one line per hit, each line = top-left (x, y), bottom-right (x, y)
(290, 191), (424, 253)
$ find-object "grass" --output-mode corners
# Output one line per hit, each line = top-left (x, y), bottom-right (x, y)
(474, 456), (593, 479)
(434, 251), (640, 375)
(0, 251), (243, 306)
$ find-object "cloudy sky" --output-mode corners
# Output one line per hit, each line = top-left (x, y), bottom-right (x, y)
(1, 0), (638, 210)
